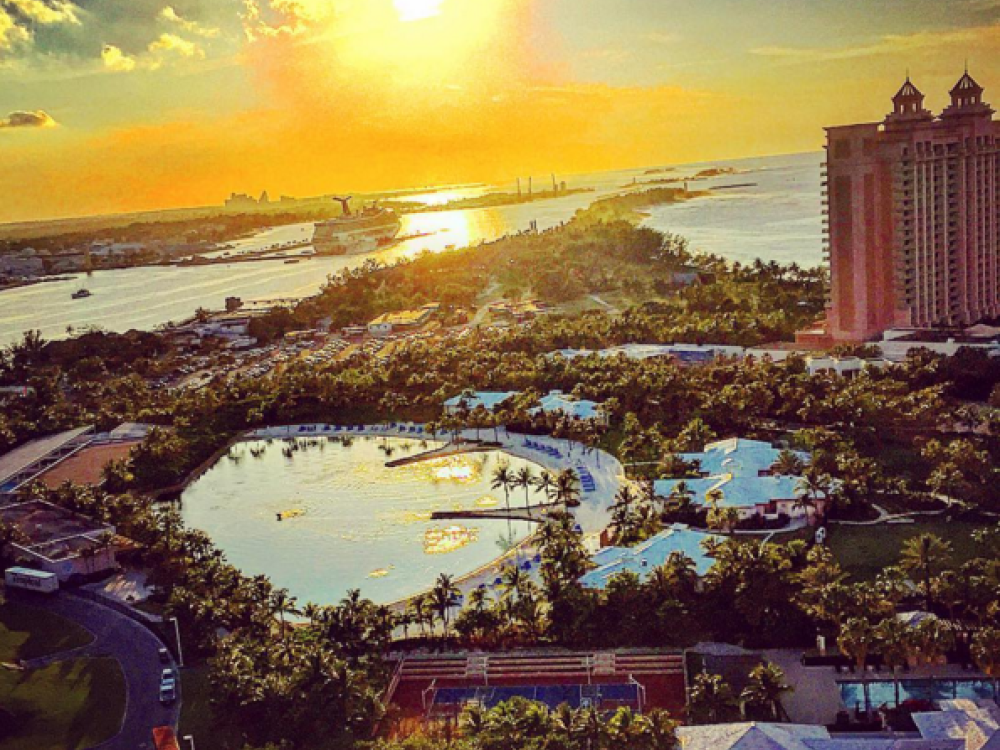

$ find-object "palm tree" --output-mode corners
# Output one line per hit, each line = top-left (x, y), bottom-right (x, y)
(689, 672), (737, 724)
(971, 627), (1000, 699)
(773, 449), (805, 476)
(874, 617), (912, 707)
(514, 464), (536, 512)
(553, 468), (581, 508)
(491, 462), (515, 515)
(533, 470), (558, 504)
(269, 588), (300, 641)
(429, 573), (461, 636)
(741, 662), (792, 721)
(899, 533), (953, 610)
(912, 616), (954, 668)
(838, 616), (876, 716)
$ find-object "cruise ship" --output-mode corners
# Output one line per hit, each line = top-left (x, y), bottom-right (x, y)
(312, 197), (402, 256)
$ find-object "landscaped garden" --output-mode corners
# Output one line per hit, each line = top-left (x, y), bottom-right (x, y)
(0, 602), (124, 750)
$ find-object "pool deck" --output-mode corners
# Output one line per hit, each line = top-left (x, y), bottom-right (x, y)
(247, 423), (624, 610)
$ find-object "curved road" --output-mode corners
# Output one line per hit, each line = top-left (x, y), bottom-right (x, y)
(20, 592), (181, 750)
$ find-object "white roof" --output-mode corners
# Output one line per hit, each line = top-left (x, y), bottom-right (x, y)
(550, 343), (746, 361)
(581, 524), (721, 588)
(654, 439), (820, 509)
(912, 705), (1000, 741)
(678, 722), (829, 750)
(805, 741), (961, 749)
(443, 391), (519, 411)
(678, 724), (962, 750)
(530, 391), (603, 420)
(654, 474), (808, 509)
(0, 426), (93, 486)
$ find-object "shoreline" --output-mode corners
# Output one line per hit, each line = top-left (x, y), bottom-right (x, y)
(229, 422), (621, 609)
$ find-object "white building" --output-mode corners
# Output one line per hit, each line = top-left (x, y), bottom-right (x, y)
(443, 391), (520, 414)
(654, 438), (828, 524)
(530, 390), (606, 422)
(677, 722), (962, 750)
(581, 524), (721, 590)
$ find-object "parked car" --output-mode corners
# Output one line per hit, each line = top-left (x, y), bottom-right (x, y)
(158, 647), (170, 664)
(159, 683), (176, 704)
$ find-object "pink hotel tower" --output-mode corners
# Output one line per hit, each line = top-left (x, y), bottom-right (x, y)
(799, 72), (1000, 344)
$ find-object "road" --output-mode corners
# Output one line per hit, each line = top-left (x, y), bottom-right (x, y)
(21, 592), (181, 750)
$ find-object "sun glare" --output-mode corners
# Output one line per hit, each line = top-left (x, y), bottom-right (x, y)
(394, 0), (443, 22)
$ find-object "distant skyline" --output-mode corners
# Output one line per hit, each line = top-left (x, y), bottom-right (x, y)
(0, 0), (998, 222)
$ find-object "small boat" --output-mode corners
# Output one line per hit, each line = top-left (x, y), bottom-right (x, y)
(71, 289), (92, 300)
(283, 259), (300, 265)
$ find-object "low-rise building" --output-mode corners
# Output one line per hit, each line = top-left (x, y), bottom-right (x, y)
(581, 524), (721, 590)
(530, 390), (606, 423)
(368, 304), (439, 336)
(0, 500), (119, 581)
(654, 438), (828, 525)
(443, 391), (520, 414)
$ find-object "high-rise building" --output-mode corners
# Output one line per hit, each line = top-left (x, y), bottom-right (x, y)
(799, 72), (1000, 344)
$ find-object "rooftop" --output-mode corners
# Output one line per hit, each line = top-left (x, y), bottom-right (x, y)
(0, 426), (94, 490)
(581, 523), (721, 588)
(530, 391), (604, 421)
(443, 391), (520, 411)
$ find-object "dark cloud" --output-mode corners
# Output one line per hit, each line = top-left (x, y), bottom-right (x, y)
(0, 109), (57, 128)
(1, 0), (241, 62)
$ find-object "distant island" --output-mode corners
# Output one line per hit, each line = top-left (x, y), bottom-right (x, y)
(389, 186), (593, 214)
(575, 186), (710, 224)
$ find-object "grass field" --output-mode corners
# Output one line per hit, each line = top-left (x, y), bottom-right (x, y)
(0, 602), (93, 662)
(828, 520), (985, 581)
(178, 666), (246, 750)
(0, 657), (125, 750)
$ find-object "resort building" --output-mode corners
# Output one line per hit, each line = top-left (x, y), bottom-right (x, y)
(581, 524), (721, 590)
(550, 343), (746, 364)
(677, 721), (966, 749)
(0, 500), (119, 581)
(804, 355), (889, 378)
(800, 71), (1000, 344)
(529, 390), (606, 422)
(368, 304), (439, 336)
(443, 391), (520, 414)
(0, 426), (95, 498)
(653, 438), (827, 524)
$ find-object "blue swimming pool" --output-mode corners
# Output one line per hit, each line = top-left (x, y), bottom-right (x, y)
(840, 678), (998, 708)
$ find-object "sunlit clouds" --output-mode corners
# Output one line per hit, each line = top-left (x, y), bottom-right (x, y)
(0, 0), (999, 221)
(0, 109), (56, 128)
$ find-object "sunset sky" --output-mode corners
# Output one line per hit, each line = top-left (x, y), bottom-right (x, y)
(0, 0), (998, 222)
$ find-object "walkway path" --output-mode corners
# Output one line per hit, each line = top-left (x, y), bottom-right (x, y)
(20, 592), (180, 750)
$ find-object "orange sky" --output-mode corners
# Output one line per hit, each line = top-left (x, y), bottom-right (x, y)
(0, 0), (997, 222)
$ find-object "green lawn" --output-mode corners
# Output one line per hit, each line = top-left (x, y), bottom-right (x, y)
(0, 657), (125, 750)
(178, 666), (246, 750)
(0, 602), (93, 663)
(828, 520), (985, 581)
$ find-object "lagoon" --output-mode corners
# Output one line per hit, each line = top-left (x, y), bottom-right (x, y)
(178, 436), (544, 605)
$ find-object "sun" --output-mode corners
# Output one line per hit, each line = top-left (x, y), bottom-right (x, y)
(393, 0), (443, 22)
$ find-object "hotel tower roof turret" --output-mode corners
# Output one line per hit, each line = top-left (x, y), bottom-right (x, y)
(799, 71), (999, 344)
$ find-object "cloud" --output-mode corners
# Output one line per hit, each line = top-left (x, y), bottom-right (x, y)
(159, 6), (220, 38)
(102, 43), (136, 71)
(0, 109), (57, 128)
(751, 25), (1000, 63)
(4, 0), (80, 25)
(148, 32), (204, 59)
(0, 6), (30, 51)
(0, 0), (79, 54)
(102, 33), (204, 73)
(241, 0), (338, 40)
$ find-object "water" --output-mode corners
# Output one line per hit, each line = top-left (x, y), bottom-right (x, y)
(0, 152), (823, 347)
(840, 678), (999, 708)
(178, 437), (543, 606)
